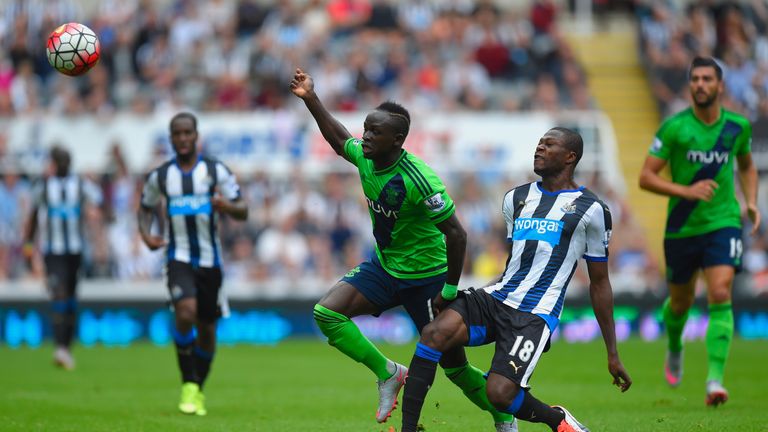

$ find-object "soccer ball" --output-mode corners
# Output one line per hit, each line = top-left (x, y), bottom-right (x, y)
(46, 22), (101, 76)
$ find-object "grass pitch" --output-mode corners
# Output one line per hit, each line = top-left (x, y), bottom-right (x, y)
(1, 339), (767, 432)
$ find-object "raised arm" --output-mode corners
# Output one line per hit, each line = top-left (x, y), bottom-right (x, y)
(586, 259), (632, 392)
(289, 68), (352, 157)
(638, 154), (718, 201)
(736, 152), (761, 235)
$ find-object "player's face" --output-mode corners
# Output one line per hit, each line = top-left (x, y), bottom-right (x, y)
(361, 111), (402, 161)
(533, 130), (573, 177)
(170, 117), (198, 159)
(689, 66), (722, 108)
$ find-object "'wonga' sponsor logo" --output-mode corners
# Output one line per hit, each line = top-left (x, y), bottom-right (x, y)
(366, 197), (399, 219)
(512, 217), (564, 246)
(687, 150), (729, 165)
(169, 194), (212, 216)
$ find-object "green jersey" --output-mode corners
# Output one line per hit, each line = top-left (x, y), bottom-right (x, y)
(650, 108), (752, 239)
(343, 138), (456, 279)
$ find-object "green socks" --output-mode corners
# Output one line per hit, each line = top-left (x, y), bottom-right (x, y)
(706, 303), (733, 383)
(313, 304), (392, 381)
(444, 362), (514, 423)
(662, 298), (689, 353)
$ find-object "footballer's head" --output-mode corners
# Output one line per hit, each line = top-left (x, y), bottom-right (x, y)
(360, 101), (410, 160)
(689, 56), (723, 108)
(169, 112), (199, 160)
(50, 145), (71, 176)
(533, 127), (583, 177)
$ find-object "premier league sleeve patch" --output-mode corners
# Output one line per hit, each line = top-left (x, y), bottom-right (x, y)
(424, 193), (446, 212)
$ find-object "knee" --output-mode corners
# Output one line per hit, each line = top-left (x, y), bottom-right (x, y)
(487, 386), (518, 412)
(709, 287), (731, 304)
(669, 295), (694, 315)
(175, 303), (197, 325)
(420, 322), (456, 353)
(313, 304), (347, 337)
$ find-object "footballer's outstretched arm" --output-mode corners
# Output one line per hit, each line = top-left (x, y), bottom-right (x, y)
(586, 259), (632, 392)
(289, 68), (351, 157)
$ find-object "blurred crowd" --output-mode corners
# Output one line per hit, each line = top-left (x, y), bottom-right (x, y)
(638, 0), (768, 121)
(0, 0), (590, 116)
(0, 138), (666, 298)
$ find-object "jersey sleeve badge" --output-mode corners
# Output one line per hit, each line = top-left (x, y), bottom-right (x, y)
(424, 193), (446, 212)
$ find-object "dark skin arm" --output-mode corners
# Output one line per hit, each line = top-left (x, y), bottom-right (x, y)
(289, 68), (352, 157)
(137, 206), (166, 250)
(212, 195), (248, 221)
(21, 204), (39, 260)
(432, 213), (467, 313)
(586, 259), (632, 392)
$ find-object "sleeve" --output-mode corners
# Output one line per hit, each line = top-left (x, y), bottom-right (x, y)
(648, 119), (674, 160)
(502, 190), (516, 242)
(412, 163), (455, 224)
(342, 138), (365, 166)
(82, 178), (103, 206)
(583, 201), (611, 262)
(216, 162), (242, 201)
(140, 170), (161, 208)
(736, 120), (752, 156)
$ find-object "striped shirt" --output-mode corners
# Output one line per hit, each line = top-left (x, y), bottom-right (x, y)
(31, 175), (102, 255)
(140, 156), (241, 268)
(482, 182), (611, 330)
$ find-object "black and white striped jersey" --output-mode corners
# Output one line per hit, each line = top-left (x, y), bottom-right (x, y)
(31, 175), (103, 255)
(140, 156), (241, 268)
(482, 182), (612, 330)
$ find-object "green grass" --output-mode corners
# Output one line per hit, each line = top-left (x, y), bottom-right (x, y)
(1, 339), (767, 432)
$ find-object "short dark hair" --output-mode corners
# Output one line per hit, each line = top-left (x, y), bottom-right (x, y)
(375, 101), (410, 138)
(689, 56), (723, 80)
(50, 145), (71, 168)
(170, 112), (198, 131)
(551, 127), (583, 164)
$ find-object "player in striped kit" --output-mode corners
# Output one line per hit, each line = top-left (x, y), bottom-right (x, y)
(400, 128), (632, 432)
(23, 145), (103, 370)
(138, 112), (248, 416)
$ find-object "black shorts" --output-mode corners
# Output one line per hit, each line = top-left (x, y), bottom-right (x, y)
(664, 227), (743, 284)
(44, 254), (81, 297)
(448, 288), (551, 388)
(166, 260), (223, 322)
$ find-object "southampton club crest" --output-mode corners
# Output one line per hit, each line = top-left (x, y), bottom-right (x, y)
(384, 186), (400, 206)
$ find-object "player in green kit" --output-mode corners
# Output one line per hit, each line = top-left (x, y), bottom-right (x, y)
(290, 68), (518, 431)
(639, 56), (761, 406)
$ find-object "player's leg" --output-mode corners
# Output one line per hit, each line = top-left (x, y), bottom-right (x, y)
(484, 308), (585, 432)
(662, 235), (702, 387)
(402, 282), (516, 429)
(700, 227), (741, 406)
(313, 265), (404, 422)
(46, 254), (77, 370)
(189, 266), (223, 416)
(167, 261), (200, 414)
(401, 307), (469, 432)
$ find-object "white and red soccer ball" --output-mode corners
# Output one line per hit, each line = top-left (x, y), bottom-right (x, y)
(46, 22), (101, 77)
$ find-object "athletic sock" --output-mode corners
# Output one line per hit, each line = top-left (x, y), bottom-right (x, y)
(706, 303), (733, 383)
(503, 388), (564, 430)
(172, 328), (197, 383)
(402, 343), (441, 432)
(662, 298), (689, 353)
(444, 362), (514, 423)
(193, 346), (214, 389)
(313, 304), (391, 380)
(52, 299), (77, 348)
